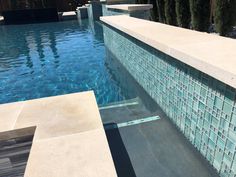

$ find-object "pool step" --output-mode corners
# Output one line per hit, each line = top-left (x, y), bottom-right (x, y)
(99, 97), (140, 110)
(104, 115), (160, 130)
(99, 97), (159, 125)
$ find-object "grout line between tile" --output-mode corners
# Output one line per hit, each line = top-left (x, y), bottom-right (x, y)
(33, 126), (105, 143)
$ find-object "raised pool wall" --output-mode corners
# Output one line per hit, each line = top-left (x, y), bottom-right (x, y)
(88, 1), (103, 21)
(102, 24), (236, 176)
(86, 1), (151, 21)
(102, 4), (152, 20)
(102, 7), (151, 20)
(102, 5), (128, 17)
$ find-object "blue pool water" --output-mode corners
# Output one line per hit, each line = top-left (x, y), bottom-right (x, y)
(0, 20), (127, 105)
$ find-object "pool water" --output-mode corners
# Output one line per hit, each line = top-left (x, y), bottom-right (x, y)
(0, 20), (127, 105)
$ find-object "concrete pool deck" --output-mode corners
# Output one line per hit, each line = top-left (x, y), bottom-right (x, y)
(100, 15), (236, 89)
(0, 91), (117, 177)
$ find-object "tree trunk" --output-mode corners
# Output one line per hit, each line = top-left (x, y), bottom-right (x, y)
(164, 0), (177, 26)
(175, 0), (190, 28)
(156, 0), (165, 23)
(189, 0), (211, 32)
(215, 0), (236, 36)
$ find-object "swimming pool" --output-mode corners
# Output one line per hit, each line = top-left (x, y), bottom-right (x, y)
(0, 20), (129, 105)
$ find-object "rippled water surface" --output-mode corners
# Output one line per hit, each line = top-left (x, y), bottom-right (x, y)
(0, 20), (126, 105)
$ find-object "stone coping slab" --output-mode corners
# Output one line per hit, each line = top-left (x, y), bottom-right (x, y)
(77, 6), (88, 9)
(106, 4), (153, 12)
(24, 129), (117, 177)
(0, 91), (117, 177)
(62, 11), (76, 16)
(0, 102), (24, 132)
(15, 92), (103, 140)
(100, 15), (236, 89)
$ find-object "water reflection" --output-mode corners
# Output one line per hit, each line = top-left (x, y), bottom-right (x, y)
(0, 20), (124, 105)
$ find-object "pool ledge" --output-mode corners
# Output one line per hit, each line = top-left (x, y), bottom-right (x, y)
(100, 15), (236, 89)
(0, 91), (117, 177)
(106, 4), (153, 12)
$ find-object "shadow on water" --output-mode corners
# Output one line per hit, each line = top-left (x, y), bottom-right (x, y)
(104, 123), (137, 177)
(105, 47), (159, 113)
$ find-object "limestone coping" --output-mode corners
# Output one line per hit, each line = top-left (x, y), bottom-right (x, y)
(62, 11), (76, 16)
(106, 4), (153, 12)
(100, 15), (236, 89)
(0, 91), (117, 177)
(78, 6), (88, 9)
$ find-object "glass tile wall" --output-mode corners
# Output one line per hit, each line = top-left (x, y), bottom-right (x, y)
(103, 25), (236, 177)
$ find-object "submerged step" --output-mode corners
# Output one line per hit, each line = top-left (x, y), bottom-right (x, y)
(99, 97), (140, 110)
(104, 115), (160, 130)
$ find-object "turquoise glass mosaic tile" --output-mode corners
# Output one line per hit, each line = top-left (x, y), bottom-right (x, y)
(103, 24), (236, 177)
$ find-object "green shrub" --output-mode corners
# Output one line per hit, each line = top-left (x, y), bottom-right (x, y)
(215, 0), (236, 36)
(164, 0), (177, 25)
(148, 0), (158, 21)
(175, 0), (191, 28)
(189, 0), (211, 32)
(136, 0), (147, 4)
(156, 0), (165, 23)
